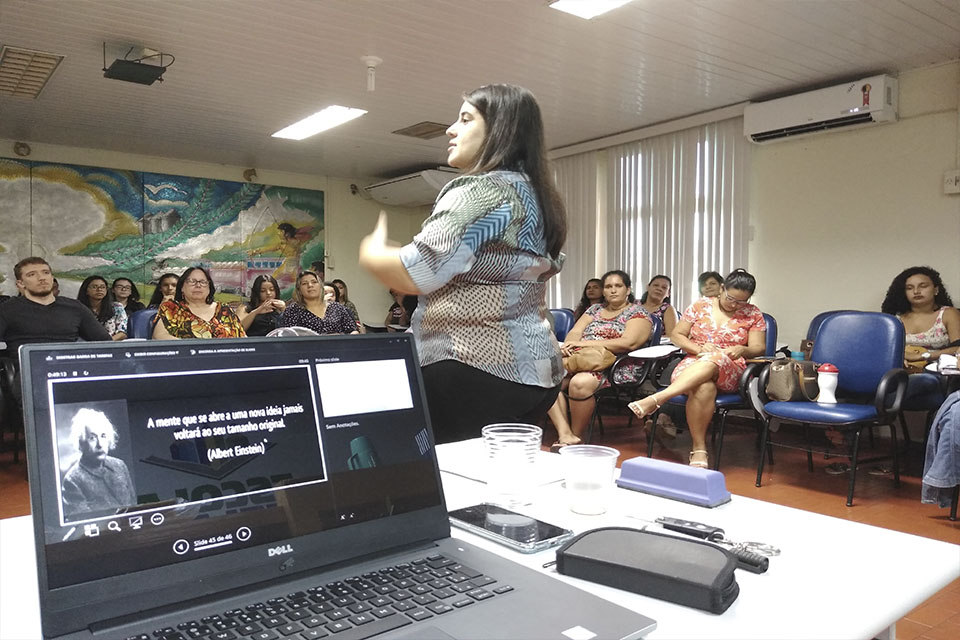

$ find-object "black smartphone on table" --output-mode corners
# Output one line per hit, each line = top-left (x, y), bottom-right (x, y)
(448, 503), (574, 554)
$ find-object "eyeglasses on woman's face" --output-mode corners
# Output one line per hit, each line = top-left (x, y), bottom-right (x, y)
(721, 288), (750, 305)
(185, 278), (209, 287)
(87, 283), (108, 291)
(113, 284), (132, 292)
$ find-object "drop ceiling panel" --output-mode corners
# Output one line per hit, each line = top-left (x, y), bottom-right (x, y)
(0, 0), (957, 179)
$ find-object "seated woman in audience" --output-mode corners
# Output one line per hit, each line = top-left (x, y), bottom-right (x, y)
(385, 288), (411, 330)
(547, 270), (652, 447)
(629, 269), (766, 468)
(277, 271), (358, 335)
(639, 274), (678, 338)
(331, 278), (363, 331)
(78, 275), (128, 340)
(697, 271), (723, 298)
(147, 272), (180, 308)
(237, 275), (286, 336)
(573, 278), (603, 320)
(881, 266), (959, 368)
(153, 266), (245, 339)
(111, 277), (144, 316)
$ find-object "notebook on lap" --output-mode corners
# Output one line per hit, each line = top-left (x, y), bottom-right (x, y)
(21, 334), (656, 640)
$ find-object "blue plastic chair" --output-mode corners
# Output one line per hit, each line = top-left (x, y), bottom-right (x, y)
(128, 309), (158, 339)
(646, 313), (779, 470)
(550, 308), (575, 342)
(754, 312), (908, 506)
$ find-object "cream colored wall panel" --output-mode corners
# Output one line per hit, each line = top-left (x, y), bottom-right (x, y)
(747, 66), (960, 345)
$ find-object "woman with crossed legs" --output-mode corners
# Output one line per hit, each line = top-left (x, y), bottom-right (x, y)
(628, 269), (766, 468)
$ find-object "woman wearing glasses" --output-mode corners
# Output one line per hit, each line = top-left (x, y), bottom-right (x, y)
(629, 269), (766, 468)
(111, 277), (144, 316)
(78, 275), (128, 340)
(153, 266), (245, 339)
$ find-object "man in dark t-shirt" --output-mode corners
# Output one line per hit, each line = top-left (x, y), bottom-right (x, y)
(0, 257), (111, 401)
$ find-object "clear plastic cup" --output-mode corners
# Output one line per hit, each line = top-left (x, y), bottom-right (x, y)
(558, 444), (620, 515)
(481, 423), (542, 507)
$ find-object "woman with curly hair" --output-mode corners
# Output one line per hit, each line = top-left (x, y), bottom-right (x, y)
(881, 266), (959, 367)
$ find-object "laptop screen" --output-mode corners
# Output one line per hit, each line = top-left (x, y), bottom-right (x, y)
(22, 334), (446, 621)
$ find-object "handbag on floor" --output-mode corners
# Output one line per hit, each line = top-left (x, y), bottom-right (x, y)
(766, 358), (819, 402)
(563, 345), (616, 372)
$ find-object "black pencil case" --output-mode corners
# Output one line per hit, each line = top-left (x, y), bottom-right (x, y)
(555, 526), (739, 614)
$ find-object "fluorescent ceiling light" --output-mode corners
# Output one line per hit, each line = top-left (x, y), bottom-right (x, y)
(272, 105), (367, 140)
(549, 0), (633, 20)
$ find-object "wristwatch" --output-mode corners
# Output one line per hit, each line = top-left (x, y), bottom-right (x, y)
(922, 351), (932, 360)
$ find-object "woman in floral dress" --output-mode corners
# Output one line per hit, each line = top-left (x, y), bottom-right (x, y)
(153, 266), (245, 339)
(547, 270), (652, 447)
(629, 269), (766, 468)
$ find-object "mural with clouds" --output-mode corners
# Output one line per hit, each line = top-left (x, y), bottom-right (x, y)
(0, 158), (324, 300)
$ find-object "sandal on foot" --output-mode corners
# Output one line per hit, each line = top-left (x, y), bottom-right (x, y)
(689, 449), (709, 469)
(549, 439), (580, 453)
(628, 394), (661, 420)
(825, 462), (849, 475)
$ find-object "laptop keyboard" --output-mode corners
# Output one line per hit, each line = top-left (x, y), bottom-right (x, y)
(125, 553), (514, 640)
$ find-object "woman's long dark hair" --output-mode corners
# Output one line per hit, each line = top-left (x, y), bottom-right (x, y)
(247, 275), (281, 311)
(111, 277), (140, 302)
(331, 278), (350, 303)
(639, 274), (672, 305)
(77, 275), (115, 323)
(461, 84), (566, 259)
(881, 266), (954, 315)
(148, 273), (180, 308)
(601, 269), (636, 304)
(576, 277), (601, 309)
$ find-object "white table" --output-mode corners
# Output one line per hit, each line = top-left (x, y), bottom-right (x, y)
(437, 443), (959, 640)
(3, 446), (959, 640)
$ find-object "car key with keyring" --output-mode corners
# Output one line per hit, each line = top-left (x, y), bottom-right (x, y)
(654, 516), (780, 574)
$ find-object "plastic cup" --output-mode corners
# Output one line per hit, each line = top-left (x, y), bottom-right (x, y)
(558, 445), (620, 515)
(481, 423), (542, 507)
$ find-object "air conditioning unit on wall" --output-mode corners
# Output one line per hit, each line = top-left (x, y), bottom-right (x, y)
(744, 74), (898, 144)
(364, 167), (459, 207)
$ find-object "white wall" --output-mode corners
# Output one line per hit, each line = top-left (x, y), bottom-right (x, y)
(748, 62), (960, 346)
(0, 138), (430, 323)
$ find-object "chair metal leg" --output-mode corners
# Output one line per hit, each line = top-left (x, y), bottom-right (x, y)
(898, 411), (912, 455)
(889, 420), (901, 489)
(846, 429), (862, 507)
(713, 410), (728, 471)
(803, 423), (814, 472)
(756, 417), (774, 487)
(950, 486), (959, 521)
(646, 409), (661, 458)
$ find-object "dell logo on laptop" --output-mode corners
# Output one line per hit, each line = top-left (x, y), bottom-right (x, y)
(267, 544), (294, 557)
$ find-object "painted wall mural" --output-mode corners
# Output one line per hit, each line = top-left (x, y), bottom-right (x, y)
(0, 158), (324, 301)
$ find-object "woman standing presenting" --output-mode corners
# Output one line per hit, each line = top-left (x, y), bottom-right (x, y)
(360, 84), (567, 444)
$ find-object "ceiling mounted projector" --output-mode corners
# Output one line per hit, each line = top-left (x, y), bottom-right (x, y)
(102, 42), (174, 85)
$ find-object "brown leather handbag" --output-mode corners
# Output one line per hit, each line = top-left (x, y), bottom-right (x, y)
(563, 345), (617, 372)
(765, 358), (819, 401)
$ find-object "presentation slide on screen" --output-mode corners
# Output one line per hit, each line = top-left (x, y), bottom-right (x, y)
(49, 365), (328, 526)
(315, 359), (413, 417)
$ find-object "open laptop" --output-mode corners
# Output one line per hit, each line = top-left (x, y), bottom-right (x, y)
(21, 334), (656, 640)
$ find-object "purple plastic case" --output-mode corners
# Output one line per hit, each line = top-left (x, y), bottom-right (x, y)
(617, 456), (732, 508)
